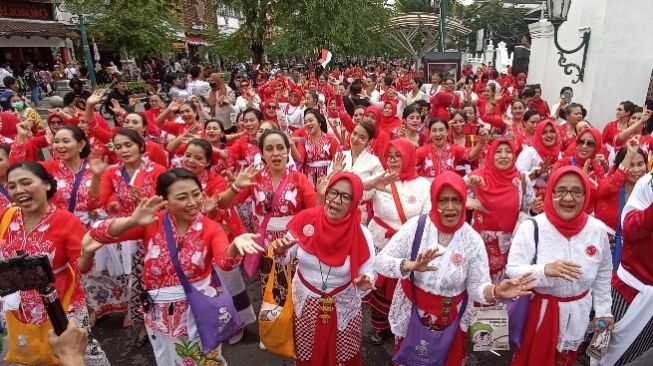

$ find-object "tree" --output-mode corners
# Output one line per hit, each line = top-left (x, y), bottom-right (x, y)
(218, 0), (393, 63)
(448, 0), (529, 52)
(395, 0), (436, 13)
(62, 0), (184, 58)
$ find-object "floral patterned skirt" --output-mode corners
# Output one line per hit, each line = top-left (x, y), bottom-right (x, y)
(82, 271), (129, 320)
(146, 328), (226, 366)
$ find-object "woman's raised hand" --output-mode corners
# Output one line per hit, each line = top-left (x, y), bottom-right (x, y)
(130, 196), (167, 226)
(270, 236), (298, 255)
(331, 152), (346, 174)
(87, 89), (106, 107)
(466, 175), (485, 188)
(81, 232), (103, 257)
(233, 164), (260, 190)
(544, 260), (582, 281)
(88, 153), (109, 177)
(231, 233), (264, 256)
(353, 274), (375, 291)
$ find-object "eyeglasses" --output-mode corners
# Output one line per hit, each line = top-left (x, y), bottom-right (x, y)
(553, 188), (585, 199)
(387, 153), (402, 161)
(577, 139), (596, 148)
(326, 188), (352, 204)
(240, 84), (249, 88)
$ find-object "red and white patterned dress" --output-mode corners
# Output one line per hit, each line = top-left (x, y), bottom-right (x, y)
(298, 133), (339, 186)
(236, 167), (318, 303)
(90, 213), (237, 366)
(416, 143), (468, 180)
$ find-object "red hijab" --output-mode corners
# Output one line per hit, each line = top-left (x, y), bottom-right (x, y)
(326, 97), (339, 118)
(573, 128), (602, 166)
(532, 119), (561, 162)
(429, 171), (467, 234)
(381, 102), (402, 134)
(289, 88), (303, 107)
(364, 106), (383, 132)
(472, 138), (521, 232)
(384, 139), (419, 181)
(544, 166), (590, 238)
(287, 172), (370, 280)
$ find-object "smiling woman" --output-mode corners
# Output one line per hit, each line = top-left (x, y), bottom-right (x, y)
(1, 161), (110, 365)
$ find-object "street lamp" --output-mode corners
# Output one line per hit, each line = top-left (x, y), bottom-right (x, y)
(68, 15), (97, 88)
(545, 0), (591, 83)
(431, 0), (447, 52)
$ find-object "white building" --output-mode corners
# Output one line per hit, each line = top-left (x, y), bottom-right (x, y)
(216, 3), (242, 35)
(527, 0), (653, 128)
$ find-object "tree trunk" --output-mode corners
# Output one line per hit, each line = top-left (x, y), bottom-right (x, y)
(251, 41), (264, 65)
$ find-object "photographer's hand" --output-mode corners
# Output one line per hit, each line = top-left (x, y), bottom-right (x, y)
(48, 320), (87, 366)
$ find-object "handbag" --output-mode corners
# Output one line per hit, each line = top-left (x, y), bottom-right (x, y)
(162, 213), (243, 352)
(258, 247), (295, 358)
(67, 161), (87, 213)
(243, 175), (290, 276)
(506, 218), (539, 348)
(393, 215), (469, 366)
(4, 265), (76, 366)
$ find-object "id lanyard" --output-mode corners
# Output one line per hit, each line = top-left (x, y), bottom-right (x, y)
(613, 187), (625, 270)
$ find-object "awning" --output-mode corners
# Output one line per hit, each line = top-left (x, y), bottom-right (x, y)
(186, 35), (211, 46)
(0, 19), (79, 39)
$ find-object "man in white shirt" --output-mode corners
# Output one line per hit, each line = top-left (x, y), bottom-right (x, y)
(64, 62), (77, 80)
(234, 78), (260, 112)
(0, 64), (12, 88)
(185, 66), (210, 99)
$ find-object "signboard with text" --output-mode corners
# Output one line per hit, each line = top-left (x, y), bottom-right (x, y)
(0, 1), (55, 21)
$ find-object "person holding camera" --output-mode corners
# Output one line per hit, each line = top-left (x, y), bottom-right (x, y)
(1, 161), (109, 365)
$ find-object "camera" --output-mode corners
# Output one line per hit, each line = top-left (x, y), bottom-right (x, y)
(0, 251), (69, 335)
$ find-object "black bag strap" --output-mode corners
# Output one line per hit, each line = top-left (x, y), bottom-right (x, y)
(527, 218), (539, 265)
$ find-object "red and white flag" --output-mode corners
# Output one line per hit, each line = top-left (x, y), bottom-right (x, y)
(318, 48), (332, 68)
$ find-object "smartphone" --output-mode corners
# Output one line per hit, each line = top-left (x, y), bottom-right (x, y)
(562, 90), (573, 103)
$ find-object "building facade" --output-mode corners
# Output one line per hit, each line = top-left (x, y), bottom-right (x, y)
(0, 0), (78, 67)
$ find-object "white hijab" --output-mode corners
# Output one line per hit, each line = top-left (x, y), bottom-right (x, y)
(621, 172), (653, 226)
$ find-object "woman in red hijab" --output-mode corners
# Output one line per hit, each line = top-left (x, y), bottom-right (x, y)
(271, 172), (375, 366)
(366, 138), (432, 344)
(468, 138), (532, 282)
(553, 127), (605, 212)
(376, 171), (534, 365)
(516, 119), (561, 197)
(380, 101), (403, 136)
(363, 106), (391, 157)
(325, 95), (354, 145)
(508, 166), (613, 366)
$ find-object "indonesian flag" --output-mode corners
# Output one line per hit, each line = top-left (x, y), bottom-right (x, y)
(318, 48), (332, 68)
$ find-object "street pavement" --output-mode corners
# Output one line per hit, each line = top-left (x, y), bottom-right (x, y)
(91, 271), (590, 366)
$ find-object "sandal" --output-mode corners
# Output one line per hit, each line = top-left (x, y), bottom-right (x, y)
(135, 327), (149, 348)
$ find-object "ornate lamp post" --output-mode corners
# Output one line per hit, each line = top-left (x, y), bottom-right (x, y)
(68, 15), (97, 88)
(546, 0), (591, 83)
(431, 0), (447, 52)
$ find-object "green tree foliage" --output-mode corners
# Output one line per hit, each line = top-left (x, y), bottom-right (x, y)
(448, 0), (529, 51)
(395, 0), (436, 13)
(62, 0), (184, 57)
(217, 0), (393, 62)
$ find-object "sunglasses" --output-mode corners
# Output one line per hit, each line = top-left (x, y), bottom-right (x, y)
(577, 139), (596, 148)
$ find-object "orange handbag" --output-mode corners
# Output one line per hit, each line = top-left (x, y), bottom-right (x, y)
(258, 250), (296, 358)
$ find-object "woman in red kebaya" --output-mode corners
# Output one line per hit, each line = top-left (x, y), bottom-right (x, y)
(395, 105), (426, 147)
(516, 119), (561, 202)
(298, 109), (339, 186)
(363, 106), (391, 157)
(594, 143), (647, 267)
(86, 168), (262, 365)
(512, 109), (540, 152)
(84, 89), (169, 167)
(96, 127), (167, 343)
(325, 95), (354, 145)
(448, 110), (476, 149)
(468, 139), (533, 282)
(1, 161), (109, 365)
(417, 119), (487, 180)
(224, 130), (317, 341)
(477, 83), (512, 131)
(559, 103), (584, 151)
(380, 101), (403, 137)
(554, 127), (605, 180)
(220, 107), (264, 174)
(180, 138), (259, 344)
(269, 172), (376, 366)
(429, 78), (461, 122)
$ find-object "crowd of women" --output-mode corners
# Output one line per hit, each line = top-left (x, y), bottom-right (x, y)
(1, 63), (653, 366)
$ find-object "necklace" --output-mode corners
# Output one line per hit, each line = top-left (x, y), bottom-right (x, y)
(438, 232), (454, 247)
(318, 260), (332, 292)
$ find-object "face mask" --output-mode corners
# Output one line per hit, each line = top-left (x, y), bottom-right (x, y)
(11, 101), (24, 110)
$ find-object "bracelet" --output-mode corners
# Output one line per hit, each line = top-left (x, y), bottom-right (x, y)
(491, 284), (498, 302)
(230, 182), (242, 193)
(400, 258), (408, 273)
